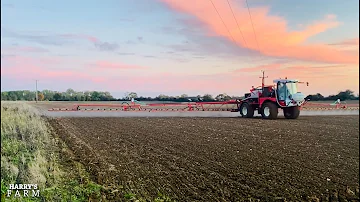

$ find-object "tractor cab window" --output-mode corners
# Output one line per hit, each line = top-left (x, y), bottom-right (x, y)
(277, 82), (298, 100)
(277, 82), (288, 100)
(286, 82), (298, 95)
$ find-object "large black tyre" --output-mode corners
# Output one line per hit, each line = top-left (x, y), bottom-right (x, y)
(283, 106), (300, 119)
(260, 102), (278, 119)
(240, 102), (254, 118)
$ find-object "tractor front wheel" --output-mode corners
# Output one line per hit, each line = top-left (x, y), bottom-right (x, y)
(240, 102), (254, 118)
(283, 106), (300, 119)
(261, 102), (278, 119)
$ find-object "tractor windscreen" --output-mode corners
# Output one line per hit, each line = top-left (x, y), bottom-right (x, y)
(285, 82), (298, 95)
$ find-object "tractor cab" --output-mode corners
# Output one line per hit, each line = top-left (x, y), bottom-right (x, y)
(274, 79), (306, 107)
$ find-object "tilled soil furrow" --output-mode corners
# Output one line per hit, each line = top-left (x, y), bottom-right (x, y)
(49, 116), (359, 201)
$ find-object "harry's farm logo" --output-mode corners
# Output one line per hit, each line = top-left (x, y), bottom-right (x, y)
(4, 184), (40, 198)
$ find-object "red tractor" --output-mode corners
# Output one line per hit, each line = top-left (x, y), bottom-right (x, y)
(239, 76), (308, 119)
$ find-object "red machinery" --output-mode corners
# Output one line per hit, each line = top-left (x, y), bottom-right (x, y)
(48, 101), (242, 112)
(48, 72), (355, 119)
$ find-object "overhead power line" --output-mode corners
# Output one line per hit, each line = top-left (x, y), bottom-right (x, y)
(210, 0), (267, 78)
(245, 0), (261, 54)
(245, 0), (270, 79)
(226, 0), (248, 49)
(209, 0), (237, 44)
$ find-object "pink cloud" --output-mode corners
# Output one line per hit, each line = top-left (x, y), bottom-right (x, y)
(234, 63), (283, 73)
(1, 56), (151, 91)
(325, 14), (337, 20)
(329, 38), (359, 46)
(59, 34), (99, 43)
(234, 63), (356, 79)
(59, 34), (119, 51)
(1, 56), (104, 84)
(102, 73), (236, 94)
(1, 55), (358, 97)
(1, 55), (61, 65)
(1, 46), (48, 53)
(97, 62), (357, 96)
(159, 0), (358, 64)
(94, 61), (147, 70)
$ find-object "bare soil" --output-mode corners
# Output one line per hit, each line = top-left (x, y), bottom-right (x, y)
(48, 116), (359, 201)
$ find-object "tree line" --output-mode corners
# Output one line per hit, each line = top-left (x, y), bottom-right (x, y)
(305, 90), (359, 101)
(0, 89), (116, 101)
(1, 89), (359, 102)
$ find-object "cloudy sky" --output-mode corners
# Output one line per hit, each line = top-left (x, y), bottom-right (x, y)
(1, 0), (359, 98)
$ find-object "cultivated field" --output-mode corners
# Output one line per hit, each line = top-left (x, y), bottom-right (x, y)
(48, 115), (360, 201)
(31, 100), (360, 112)
(31, 101), (359, 119)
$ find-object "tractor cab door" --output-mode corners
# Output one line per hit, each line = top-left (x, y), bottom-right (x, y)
(277, 82), (288, 101)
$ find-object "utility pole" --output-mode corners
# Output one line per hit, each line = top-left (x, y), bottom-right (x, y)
(259, 70), (268, 88)
(35, 80), (38, 103)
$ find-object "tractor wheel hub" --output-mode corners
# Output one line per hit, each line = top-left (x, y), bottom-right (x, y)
(242, 106), (248, 115)
(263, 106), (270, 117)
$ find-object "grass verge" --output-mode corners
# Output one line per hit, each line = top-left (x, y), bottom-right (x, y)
(1, 101), (104, 201)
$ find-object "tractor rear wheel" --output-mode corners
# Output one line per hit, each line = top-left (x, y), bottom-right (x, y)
(260, 102), (278, 119)
(283, 106), (300, 119)
(240, 102), (254, 118)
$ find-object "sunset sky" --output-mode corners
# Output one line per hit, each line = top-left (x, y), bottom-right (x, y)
(1, 0), (359, 98)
